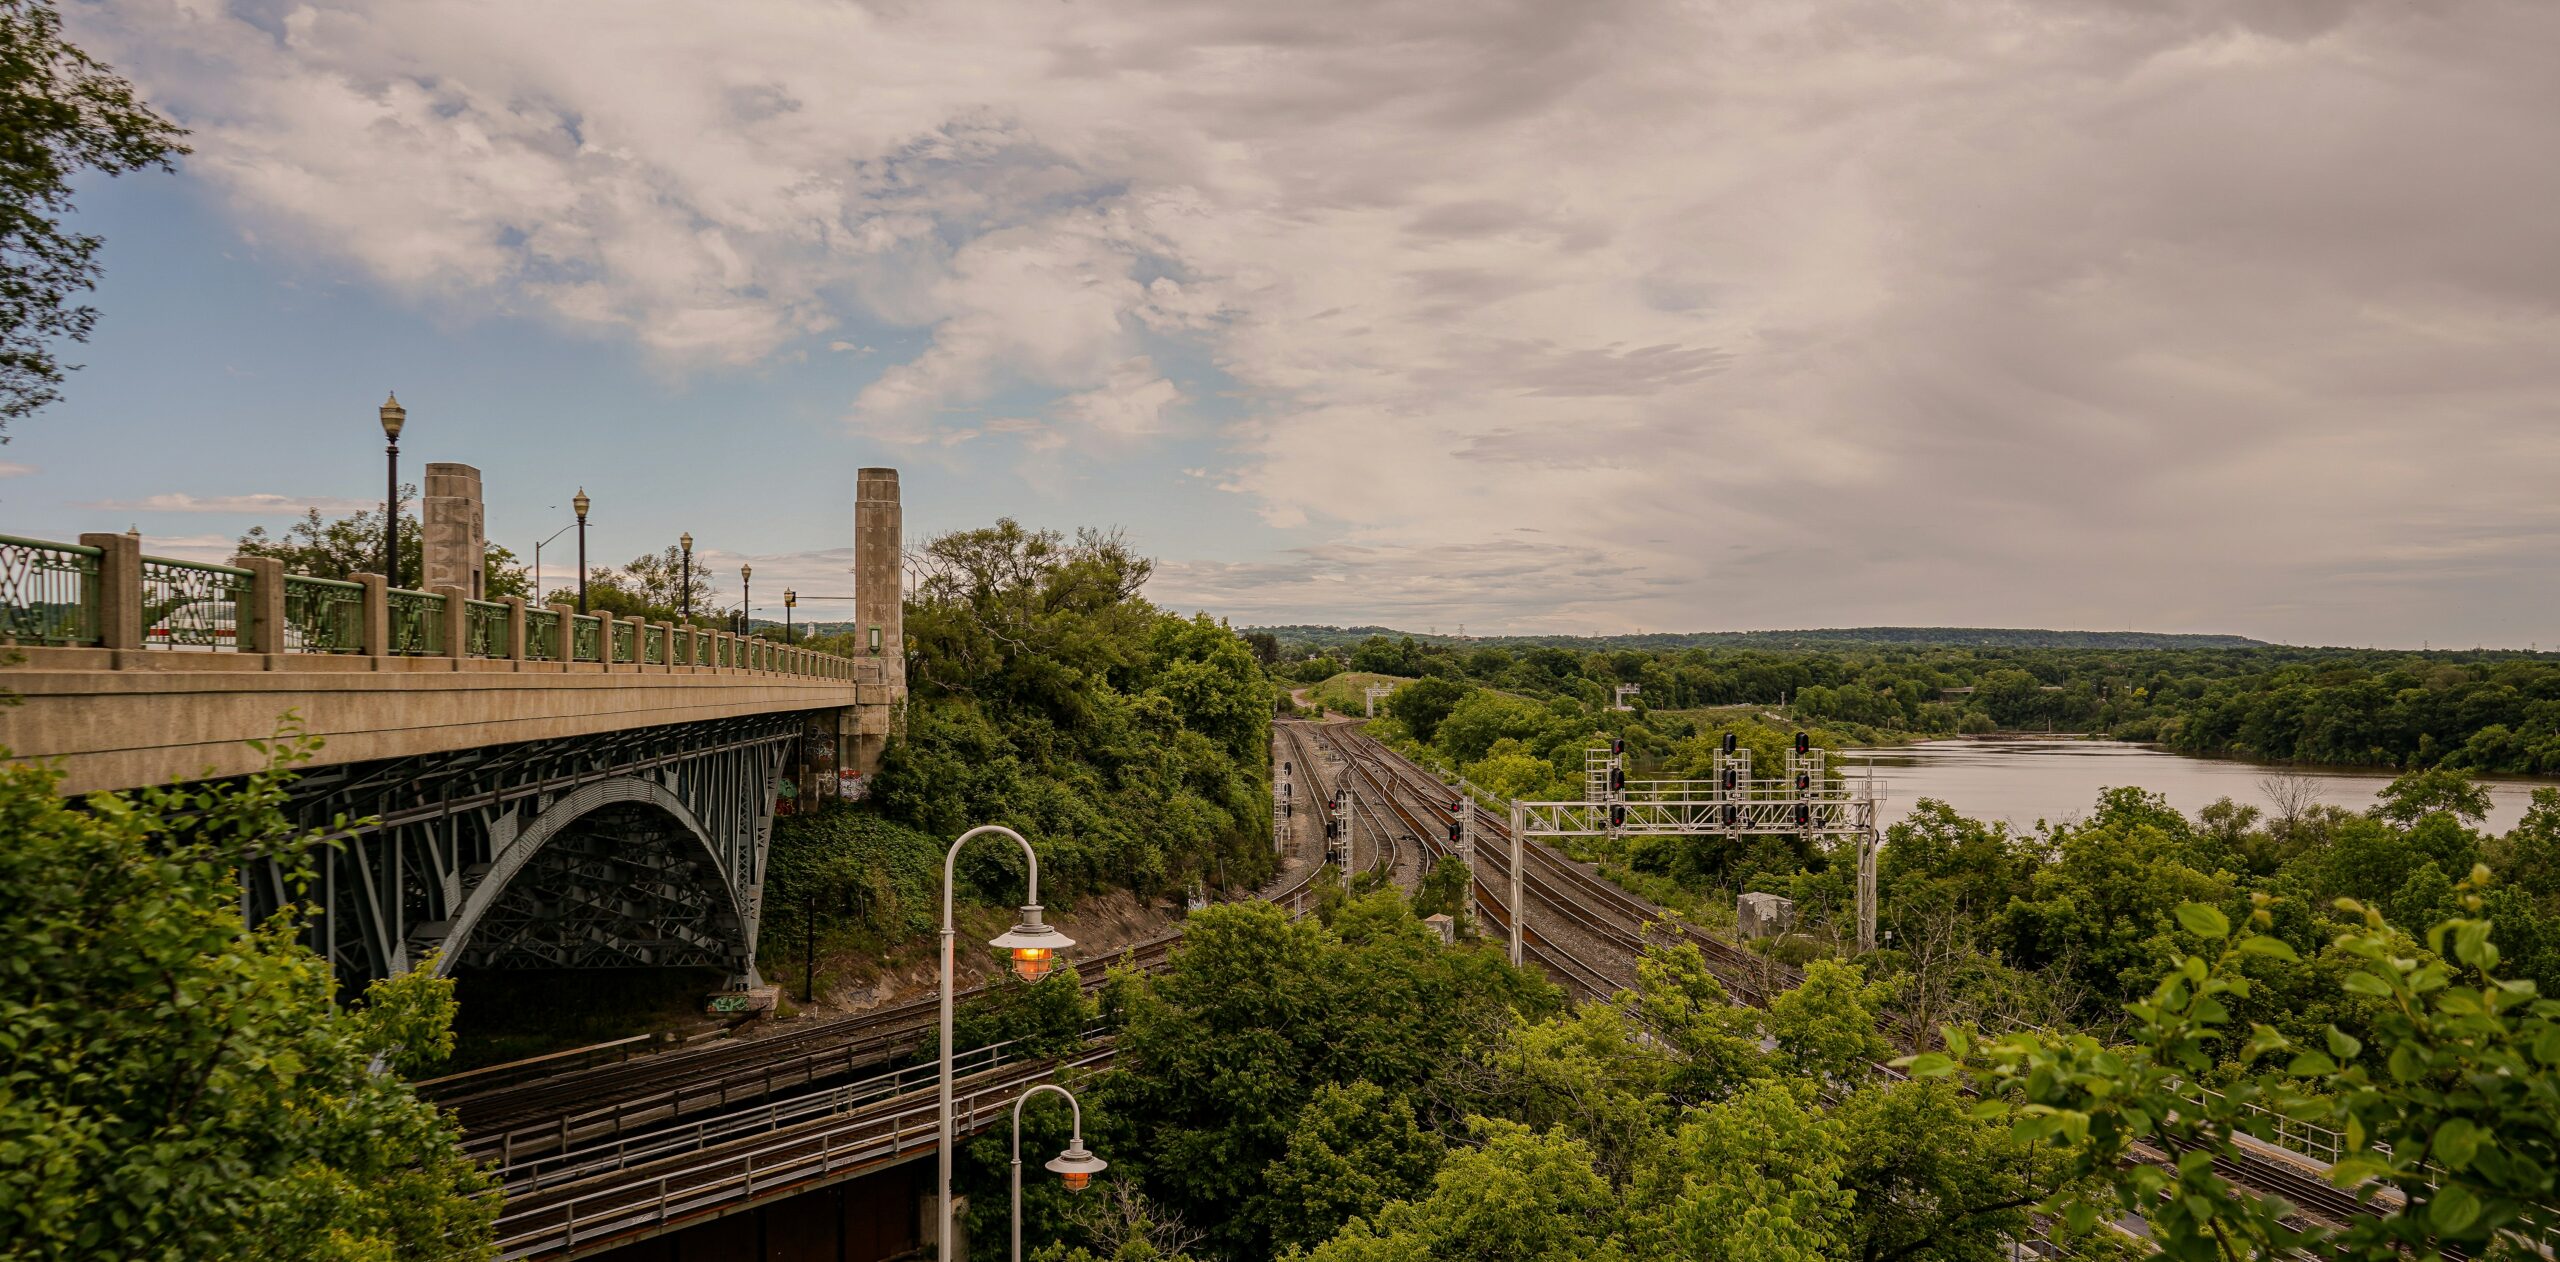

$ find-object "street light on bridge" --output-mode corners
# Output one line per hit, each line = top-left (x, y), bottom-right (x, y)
(739, 563), (752, 635)
(680, 532), (694, 622)
(940, 825), (1074, 1262)
(784, 588), (796, 643)
(378, 393), (406, 587)
(572, 488), (592, 613)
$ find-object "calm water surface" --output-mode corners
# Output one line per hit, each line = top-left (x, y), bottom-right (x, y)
(1843, 739), (2551, 835)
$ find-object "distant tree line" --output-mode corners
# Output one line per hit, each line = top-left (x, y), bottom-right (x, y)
(1283, 632), (2560, 774)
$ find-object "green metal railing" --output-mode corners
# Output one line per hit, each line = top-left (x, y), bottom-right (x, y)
(570, 614), (601, 662)
(386, 588), (446, 655)
(141, 557), (254, 651)
(525, 608), (560, 660)
(0, 534), (100, 645)
(464, 599), (510, 658)
(283, 575), (365, 653)
(610, 620), (636, 663)
(642, 624), (664, 665)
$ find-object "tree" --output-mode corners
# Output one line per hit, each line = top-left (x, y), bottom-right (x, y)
(0, 729), (494, 1259)
(1629, 1083), (1851, 1262)
(1385, 676), (1468, 745)
(0, 0), (186, 431)
(2373, 767), (2494, 827)
(1763, 958), (1893, 1082)
(235, 494), (529, 598)
(1301, 1120), (1629, 1262)
(1259, 1082), (1445, 1253)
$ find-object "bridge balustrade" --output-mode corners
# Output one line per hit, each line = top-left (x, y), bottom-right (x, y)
(0, 530), (855, 683)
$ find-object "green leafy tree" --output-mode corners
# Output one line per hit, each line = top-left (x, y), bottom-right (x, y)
(1260, 1082), (1446, 1253)
(1096, 898), (1557, 1260)
(0, 0), (186, 430)
(0, 732), (495, 1260)
(1386, 677), (1469, 745)
(1412, 855), (1471, 923)
(1301, 1120), (1629, 1262)
(2373, 766), (2494, 827)
(1629, 1083), (1851, 1262)
(1764, 958), (1893, 1082)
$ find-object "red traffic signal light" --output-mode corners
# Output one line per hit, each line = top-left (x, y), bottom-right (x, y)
(1794, 802), (1811, 825)
(1794, 732), (1810, 756)
(1795, 772), (1810, 792)
(1609, 767), (1625, 792)
(1610, 738), (1626, 757)
(1609, 804), (1627, 827)
(1721, 768), (1736, 790)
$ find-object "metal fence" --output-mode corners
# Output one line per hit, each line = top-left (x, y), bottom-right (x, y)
(0, 534), (100, 645)
(284, 575), (365, 652)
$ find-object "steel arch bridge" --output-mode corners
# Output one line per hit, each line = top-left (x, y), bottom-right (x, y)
(244, 714), (810, 990)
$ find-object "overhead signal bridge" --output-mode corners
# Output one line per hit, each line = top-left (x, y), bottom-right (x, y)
(1507, 732), (1883, 952)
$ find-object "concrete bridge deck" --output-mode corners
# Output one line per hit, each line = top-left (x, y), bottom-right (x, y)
(1, 643), (893, 795)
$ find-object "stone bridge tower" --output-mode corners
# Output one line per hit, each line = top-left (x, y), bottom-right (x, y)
(422, 463), (487, 598)
(851, 467), (904, 772)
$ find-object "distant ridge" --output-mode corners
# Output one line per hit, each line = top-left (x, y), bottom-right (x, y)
(1251, 625), (2272, 651)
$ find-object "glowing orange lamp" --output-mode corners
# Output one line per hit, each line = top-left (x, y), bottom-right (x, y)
(990, 905), (1072, 982)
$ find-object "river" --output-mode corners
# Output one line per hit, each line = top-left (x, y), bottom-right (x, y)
(1841, 739), (2552, 836)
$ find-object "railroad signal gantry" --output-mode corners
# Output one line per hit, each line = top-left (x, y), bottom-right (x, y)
(1504, 730), (1884, 956)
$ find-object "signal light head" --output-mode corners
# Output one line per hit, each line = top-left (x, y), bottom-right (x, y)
(1722, 733), (1737, 754)
(1794, 733), (1810, 755)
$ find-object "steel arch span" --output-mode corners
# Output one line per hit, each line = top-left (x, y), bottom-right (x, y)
(243, 713), (803, 991)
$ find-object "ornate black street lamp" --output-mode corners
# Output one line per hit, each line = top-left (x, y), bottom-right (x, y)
(379, 393), (406, 586)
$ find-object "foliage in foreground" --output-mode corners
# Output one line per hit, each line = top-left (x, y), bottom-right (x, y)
(1913, 879), (2560, 1261)
(0, 736), (493, 1261)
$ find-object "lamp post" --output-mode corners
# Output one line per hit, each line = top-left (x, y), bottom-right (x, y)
(740, 563), (753, 636)
(1008, 1084), (1105, 1262)
(784, 588), (796, 643)
(572, 488), (591, 613)
(680, 532), (694, 622)
(379, 393), (406, 587)
(939, 825), (1074, 1262)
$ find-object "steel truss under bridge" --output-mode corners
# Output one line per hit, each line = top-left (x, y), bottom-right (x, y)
(242, 714), (807, 991)
(1509, 740), (1885, 952)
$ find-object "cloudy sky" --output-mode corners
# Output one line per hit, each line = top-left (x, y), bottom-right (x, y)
(6, 0), (2555, 647)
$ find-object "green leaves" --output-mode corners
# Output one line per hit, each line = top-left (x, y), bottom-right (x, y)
(2175, 903), (2229, 940)
(0, 748), (493, 1260)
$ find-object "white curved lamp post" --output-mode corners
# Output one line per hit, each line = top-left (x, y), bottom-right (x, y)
(1010, 1082), (1106, 1262)
(940, 825), (1074, 1262)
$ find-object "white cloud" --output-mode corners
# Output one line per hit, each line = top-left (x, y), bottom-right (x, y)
(0, 461), (36, 477)
(84, 492), (375, 514)
(75, 0), (2560, 643)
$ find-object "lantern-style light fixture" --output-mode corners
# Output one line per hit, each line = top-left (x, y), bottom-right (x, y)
(378, 392), (406, 440)
(1046, 1138), (1108, 1191)
(989, 904), (1073, 981)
